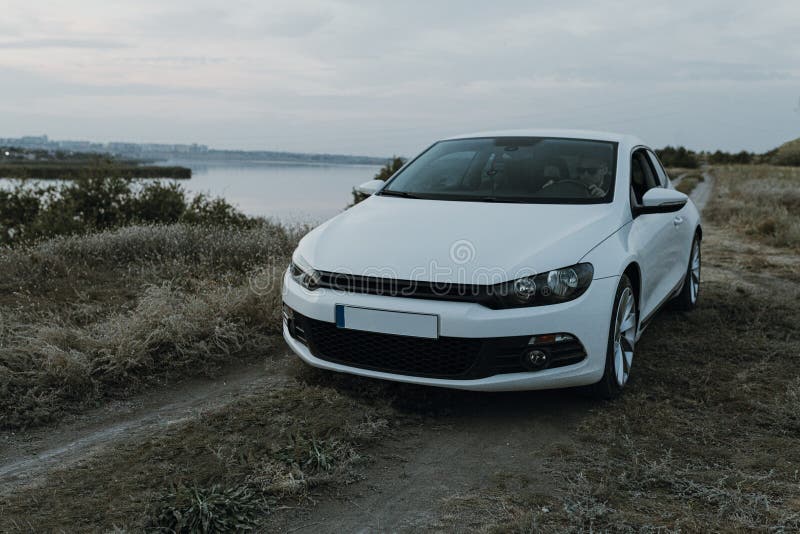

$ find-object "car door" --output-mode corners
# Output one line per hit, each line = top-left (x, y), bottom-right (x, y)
(627, 148), (676, 320)
(647, 149), (694, 290)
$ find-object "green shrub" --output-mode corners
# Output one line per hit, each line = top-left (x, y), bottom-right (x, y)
(655, 146), (699, 168)
(182, 193), (251, 227)
(148, 484), (263, 533)
(0, 183), (51, 242)
(0, 177), (252, 246)
(133, 181), (186, 223)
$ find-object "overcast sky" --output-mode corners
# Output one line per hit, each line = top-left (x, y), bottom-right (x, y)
(1, 0), (798, 156)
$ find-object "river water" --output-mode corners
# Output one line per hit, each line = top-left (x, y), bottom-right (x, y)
(161, 160), (382, 224)
(0, 160), (382, 225)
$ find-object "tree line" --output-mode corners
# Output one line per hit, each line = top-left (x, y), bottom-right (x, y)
(655, 145), (785, 168)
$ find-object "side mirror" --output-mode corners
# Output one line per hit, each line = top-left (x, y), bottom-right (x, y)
(635, 188), (688, 215)
(355, 179), (385, 196)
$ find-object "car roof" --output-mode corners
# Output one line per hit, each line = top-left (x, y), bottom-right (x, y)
(441, 129), (644, 147)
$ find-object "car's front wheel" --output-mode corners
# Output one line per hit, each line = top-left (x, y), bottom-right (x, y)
(593, 274), (637, 399)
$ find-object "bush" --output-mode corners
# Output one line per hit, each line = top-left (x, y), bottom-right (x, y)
(0, 177), (252, 246)
(133, 182), (186, 223)
(655, 146), (699, 168)
(708, 149), (755, 165)
(0, 183), (49, 242)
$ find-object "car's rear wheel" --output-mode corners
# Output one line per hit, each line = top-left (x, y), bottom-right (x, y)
(593, 274), (637, 399)
(671, 234), (701, 311)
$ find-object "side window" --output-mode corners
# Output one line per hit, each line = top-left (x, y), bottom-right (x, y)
(646, 150), (669, 187)
(630, 149), (659, 205)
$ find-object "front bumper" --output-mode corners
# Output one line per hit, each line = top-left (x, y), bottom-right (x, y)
(282, 271), (619, 391)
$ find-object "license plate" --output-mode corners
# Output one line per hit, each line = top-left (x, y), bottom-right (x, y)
(335, 304), (439, 339)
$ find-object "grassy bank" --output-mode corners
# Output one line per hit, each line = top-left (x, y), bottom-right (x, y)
(0, 222), (302, 429)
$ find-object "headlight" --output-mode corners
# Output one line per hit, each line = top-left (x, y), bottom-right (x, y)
(488, 263), (593, 309)
(289, 254), (320, 290)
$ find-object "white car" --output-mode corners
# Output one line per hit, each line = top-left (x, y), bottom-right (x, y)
(282, 130), (701, 397)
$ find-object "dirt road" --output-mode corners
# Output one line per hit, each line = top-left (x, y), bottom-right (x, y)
(0, 359), (292, 490)
(275, 387), (587, 532)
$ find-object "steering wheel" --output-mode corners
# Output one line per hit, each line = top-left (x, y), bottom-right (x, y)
(555, 180), (592, 192)
(539, 179), (593, 198)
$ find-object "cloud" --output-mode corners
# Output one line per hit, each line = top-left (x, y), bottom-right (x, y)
(0, 0), (799, 154)
(0, 38), (128, 49)
(0, 66), (220, 98)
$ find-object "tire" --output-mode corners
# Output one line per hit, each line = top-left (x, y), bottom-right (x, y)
(593, 274), (637, 399)
(670, 234), (701, 311)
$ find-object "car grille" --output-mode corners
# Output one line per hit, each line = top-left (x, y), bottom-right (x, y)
(287, 310), (587, 380)
(315, 271), (494, 306)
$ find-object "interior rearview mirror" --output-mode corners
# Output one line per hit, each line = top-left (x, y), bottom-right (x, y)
(355, 179), (385, 196)
(635, 188), (688, 215)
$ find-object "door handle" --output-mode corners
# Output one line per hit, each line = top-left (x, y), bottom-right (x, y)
(673, 216), (684, 226)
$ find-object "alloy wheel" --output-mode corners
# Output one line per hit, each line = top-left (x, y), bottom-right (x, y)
(690, 241), (701, 304)
(613, 287), (636, 387)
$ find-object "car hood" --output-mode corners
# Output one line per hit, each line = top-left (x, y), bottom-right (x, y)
(296, 196), (623, 283)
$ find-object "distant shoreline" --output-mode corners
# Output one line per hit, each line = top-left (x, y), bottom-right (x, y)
(147, 150), (388, 166)
(157, 157), (383, 168)
(0, 135), (390, 167)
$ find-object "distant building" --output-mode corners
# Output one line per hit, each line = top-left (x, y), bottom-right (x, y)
(108, 142), (143, 155)
(58, 140), (93, 151)
(0, 134), (380, 165)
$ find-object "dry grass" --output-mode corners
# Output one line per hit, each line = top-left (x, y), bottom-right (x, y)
(665, 167), (697, 180)
(0, 379), (398, 532)
(3, 168), (799, 532)
(430, 167), (800, 531)
(433, 279), (800, 532)
(674, 172), (704, 195)
(0, 222), (302, 428)
(705, 165), (800, 249)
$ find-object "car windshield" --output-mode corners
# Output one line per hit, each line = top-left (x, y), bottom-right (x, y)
(381, 137), (618, 204)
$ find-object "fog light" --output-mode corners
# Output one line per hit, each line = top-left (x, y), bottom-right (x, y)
(530, 334), (555, 345)
(528, 333), (576, 345)
(524, 349), (549, 369)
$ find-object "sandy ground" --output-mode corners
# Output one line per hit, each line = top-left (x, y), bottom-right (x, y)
(0, 176), (735, 530)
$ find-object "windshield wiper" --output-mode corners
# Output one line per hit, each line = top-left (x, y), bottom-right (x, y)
(379, 190), (423, 199)
(478, 196), (526, 203)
